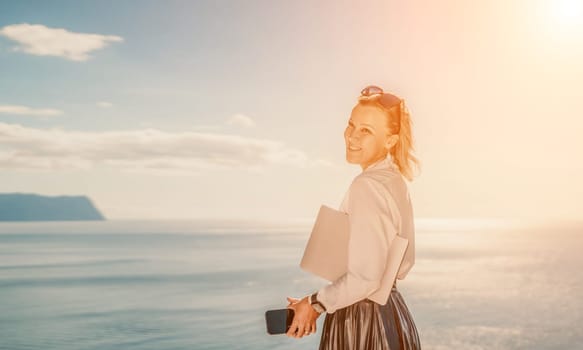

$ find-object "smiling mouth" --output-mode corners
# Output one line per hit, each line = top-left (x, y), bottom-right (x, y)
(347, 145), (361, 151)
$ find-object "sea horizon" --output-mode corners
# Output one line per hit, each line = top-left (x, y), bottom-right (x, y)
(1, 219), (582, 349)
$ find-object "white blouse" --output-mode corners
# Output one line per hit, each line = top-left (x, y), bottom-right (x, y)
(316, 154), (416, 314)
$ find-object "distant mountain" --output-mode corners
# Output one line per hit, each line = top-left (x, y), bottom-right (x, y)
(0, 193), (105, 221)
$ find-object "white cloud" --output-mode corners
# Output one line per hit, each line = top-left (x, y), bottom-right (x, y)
(0, 122), (316, 174)
(0, 23), (123, 61)
(226, 114), (256, 128)
(96, 101), (113, 108)
(0, 105), (63, 116)
(190, 124), (223, 131)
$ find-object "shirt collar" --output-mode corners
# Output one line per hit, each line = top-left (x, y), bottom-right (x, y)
(362, 154), (397, 173)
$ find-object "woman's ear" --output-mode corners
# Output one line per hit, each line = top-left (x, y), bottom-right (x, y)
(385, 134), (399, 150)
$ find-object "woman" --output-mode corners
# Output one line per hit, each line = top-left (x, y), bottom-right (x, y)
(286, 85), (422, 349)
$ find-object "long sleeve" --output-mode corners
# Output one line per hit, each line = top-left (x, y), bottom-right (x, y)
(316, 175), (393, 314)
(396, 190), (415, 280)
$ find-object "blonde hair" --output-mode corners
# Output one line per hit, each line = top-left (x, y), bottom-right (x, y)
(356, 94), (421, 181)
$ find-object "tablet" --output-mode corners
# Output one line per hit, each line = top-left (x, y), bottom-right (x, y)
(300, 204), (409, 305)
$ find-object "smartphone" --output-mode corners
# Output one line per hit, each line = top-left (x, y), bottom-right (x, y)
(265, 308), (295, 335)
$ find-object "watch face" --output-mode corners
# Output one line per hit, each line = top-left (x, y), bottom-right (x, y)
(312, 302), (324, 313)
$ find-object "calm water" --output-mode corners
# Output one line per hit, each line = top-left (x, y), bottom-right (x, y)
(0, 219), (582, 350)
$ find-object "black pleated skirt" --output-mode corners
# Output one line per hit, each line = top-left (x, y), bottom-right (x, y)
(318, 283), (421, 350)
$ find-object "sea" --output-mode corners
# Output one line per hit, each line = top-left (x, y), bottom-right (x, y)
(0, 219), (582, 350)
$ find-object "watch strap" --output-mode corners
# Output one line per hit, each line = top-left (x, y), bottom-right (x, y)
(310, 292), (326, 313)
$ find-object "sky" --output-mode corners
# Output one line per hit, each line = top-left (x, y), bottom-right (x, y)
(0, 0), (582, 222)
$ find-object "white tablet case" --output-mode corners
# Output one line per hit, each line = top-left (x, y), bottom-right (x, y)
(300, 204), (409, 305)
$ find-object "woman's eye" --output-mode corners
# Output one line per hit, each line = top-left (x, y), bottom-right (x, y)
(361, 128), (370, 133)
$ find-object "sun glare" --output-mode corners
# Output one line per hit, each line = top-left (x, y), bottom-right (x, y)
(550, 0), (583, 32)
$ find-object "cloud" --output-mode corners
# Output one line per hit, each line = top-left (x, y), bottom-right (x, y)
(0, 122), (319, 174)
(0, 23), (123, 61)
(96, 101), (113, 108)
(226, 114), (256, 128)
(0, 105), (63, 116)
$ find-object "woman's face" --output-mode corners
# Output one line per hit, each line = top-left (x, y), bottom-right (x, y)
(344, 105), (395, 170)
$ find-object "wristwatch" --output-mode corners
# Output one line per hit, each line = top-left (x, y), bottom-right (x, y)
(309, 292), (326, 313)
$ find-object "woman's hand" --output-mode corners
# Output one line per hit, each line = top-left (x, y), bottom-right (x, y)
(285, 295), (322, 338)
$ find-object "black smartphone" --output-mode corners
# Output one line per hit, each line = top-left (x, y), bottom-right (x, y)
(265, 308), (295, 335)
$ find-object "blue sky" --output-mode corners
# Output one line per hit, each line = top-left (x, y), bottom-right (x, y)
(1, 0), (582, 221)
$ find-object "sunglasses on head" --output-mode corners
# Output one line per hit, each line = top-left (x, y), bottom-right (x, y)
(360, 85), (402, 110)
